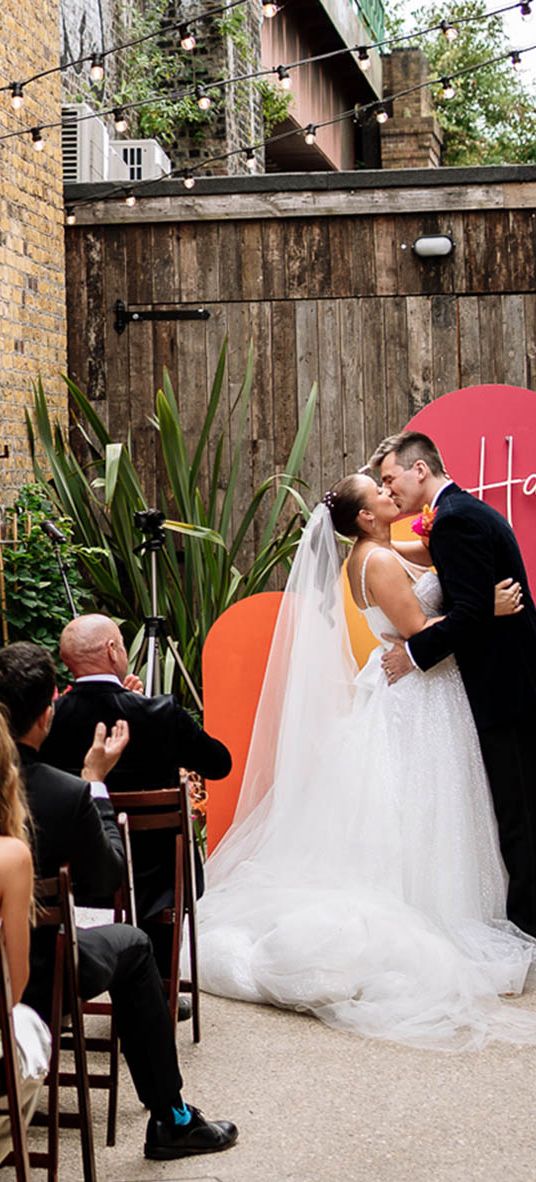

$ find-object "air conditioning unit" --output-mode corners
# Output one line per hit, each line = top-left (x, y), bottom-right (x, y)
(61, 103), (126, 183)
(109, 139), (172, 181)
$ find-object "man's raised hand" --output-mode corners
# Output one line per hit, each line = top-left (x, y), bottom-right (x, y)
(81, 719), (130, 782)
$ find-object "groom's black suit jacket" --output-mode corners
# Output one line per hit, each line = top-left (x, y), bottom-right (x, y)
(408, 483), (536, 732)
(40, 680), (232, 919)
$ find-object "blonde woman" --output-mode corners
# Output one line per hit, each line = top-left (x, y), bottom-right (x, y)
(0, 710), (50, 1162)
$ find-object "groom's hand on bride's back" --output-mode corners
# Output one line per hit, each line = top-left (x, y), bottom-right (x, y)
(494, 578), (524, 616)
(381, 637), (413, 685)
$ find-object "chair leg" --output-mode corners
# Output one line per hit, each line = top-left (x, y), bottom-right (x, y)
(106, 1016), (119, 1148)
(181, 788), (201, 1043)
(47, 934), (64, 1182)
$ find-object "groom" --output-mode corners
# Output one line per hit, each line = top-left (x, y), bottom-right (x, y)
(369, 430), (536, 937)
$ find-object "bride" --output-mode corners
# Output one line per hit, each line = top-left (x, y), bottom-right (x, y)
(197, 473), (536, 1050)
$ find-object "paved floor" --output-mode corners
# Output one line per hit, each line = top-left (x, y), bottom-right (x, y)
(10, 986), (536, 1182)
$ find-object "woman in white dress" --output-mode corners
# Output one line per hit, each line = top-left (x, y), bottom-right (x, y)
(198, 474), (536, 1050)
(0, 713), (50, 1159)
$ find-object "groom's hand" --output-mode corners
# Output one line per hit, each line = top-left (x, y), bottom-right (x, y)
(381, 636), (413, 684)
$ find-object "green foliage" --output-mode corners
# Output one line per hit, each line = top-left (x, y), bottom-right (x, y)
(255, 79), (293, 136)
(384, 0), (536, 165)
(26, 343), (317, 705)
(0, 485), (95, 683)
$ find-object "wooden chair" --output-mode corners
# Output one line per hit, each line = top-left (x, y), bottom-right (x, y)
(109, 784), (201, 1041)
(74, 813), (137, 1148)
(31, 866), (97, 1182)
(0, 919), (32, 1182)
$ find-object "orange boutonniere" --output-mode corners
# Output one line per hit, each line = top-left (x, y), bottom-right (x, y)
(411, 504), (437, 538)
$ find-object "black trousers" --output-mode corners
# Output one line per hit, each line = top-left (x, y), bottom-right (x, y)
(479, 716), (536, 936)
(76, 925), (183, 1117)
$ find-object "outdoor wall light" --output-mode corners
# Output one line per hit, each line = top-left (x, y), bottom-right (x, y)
(412, 234), (454, 258)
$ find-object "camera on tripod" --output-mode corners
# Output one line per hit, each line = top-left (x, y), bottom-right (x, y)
(134, 509), (165, 535)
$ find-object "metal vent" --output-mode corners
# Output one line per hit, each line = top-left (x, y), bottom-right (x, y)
(61, 107), (79, 183)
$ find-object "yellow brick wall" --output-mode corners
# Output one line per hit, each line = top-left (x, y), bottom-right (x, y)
(0, 0), (68, 503)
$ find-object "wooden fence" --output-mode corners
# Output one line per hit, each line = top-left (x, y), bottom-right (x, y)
(65, 167), (536, 558)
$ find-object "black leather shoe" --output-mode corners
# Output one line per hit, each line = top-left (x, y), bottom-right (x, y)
(177, 996), (192, 1022)
(144, 1105), (238, 1160)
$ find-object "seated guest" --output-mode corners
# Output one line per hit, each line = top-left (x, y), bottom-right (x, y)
(0, 713), (50, 1161)
(39, 619), (227, 921)
(0, 643), (238, 1162)
(41, 614), (232, 976)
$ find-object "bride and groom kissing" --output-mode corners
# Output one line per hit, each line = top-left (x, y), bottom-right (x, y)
(197, 430), (536, 1050)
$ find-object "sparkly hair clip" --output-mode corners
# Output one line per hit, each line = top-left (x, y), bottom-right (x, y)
(322, 490), (337, 509)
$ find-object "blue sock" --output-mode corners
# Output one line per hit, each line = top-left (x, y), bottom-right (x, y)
(171, 1101), (192, 1128)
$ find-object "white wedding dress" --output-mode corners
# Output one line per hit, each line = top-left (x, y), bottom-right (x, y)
(198, 506), (536, 1050)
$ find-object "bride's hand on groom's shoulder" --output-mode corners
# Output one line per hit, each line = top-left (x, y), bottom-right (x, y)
(381, 636), (413, 685)
(495, 578), (524, 617)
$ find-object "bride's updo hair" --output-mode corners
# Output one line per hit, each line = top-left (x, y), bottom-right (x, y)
(322, 475), (370, 538)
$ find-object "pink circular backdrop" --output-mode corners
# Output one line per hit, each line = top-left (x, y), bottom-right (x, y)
(407, 384), (536, 595)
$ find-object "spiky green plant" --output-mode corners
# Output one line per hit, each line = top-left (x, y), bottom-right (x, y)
(26, 340), (317, 703)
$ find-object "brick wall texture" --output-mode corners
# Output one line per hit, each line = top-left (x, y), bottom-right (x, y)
(0, 0), (68, 502)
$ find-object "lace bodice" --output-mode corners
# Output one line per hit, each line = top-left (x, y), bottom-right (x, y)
(360, 550), (442, 645)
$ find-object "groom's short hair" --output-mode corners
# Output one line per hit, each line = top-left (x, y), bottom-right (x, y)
(368, 431), (446, 477)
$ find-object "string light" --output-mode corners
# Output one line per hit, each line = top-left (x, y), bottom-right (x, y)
(520, 0), (532, 17)
(31, 127), (44, 150)
(375, 105), (389, 124)
(304, 124), (317, 145)
(276, 64), (292, 89)
(510, 48), (522, 66)
(10, 82), (24, 110)
(65, 207), (76, 225)
(440, 75), (456, 98)
(179, 24), (197, 51)
(195, 84), (212, 110)
(124, 193), (137, 206)
(357, 47), (371, 72)
(440, 18), (459, 40)
(113, 108), (127, 132)
(183, 171), (196, 189)
(89, 53), (105, 83)
(262, 1), (279, 15)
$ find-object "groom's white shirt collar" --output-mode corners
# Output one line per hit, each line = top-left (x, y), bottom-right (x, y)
(76, 674), (123, 686)
(430, 480), (454, 510)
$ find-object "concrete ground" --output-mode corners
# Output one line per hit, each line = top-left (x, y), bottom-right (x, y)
(10, 984), (536, 1182)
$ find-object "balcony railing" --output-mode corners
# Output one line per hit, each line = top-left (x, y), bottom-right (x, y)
(349, 0), (384, 43)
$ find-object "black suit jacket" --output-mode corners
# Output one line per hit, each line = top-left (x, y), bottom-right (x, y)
(408, 484), (536, 731)
(40, 681), (232, 918)
(18, 743), (125, 1021)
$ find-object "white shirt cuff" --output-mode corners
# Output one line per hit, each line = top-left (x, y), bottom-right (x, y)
(405, 641), (418, 668)
(90, 781), (110, 800)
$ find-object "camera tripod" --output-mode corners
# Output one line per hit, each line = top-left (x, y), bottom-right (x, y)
(133, 510), (202, 710)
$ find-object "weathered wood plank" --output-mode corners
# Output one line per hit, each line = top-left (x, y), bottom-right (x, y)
(383, 296), (410, 432)
(128, 321), (155, 501)
(217, 222), (243, 302)
(295, 300), (321, 498)
(239, 222), (264, 302)
(329, 218), (356, 298)
(350, 218), (376, 297)
(524, 294), (536, 394)
(65, 230), (89, 396)
(464, 212), (488, 295)
(226, 304), (256, 562)
(150, 225), (179, 303)
(194, 222), (221, 303)
(478, 295), (504, 383)
(484, 212), (512, 294)
(271, 300), (298, 489)
(431, 295), (459, 398)
(204, 304), (230, 526)
(248, 301), (274, 549)
(261, 220), (286, 300)
(502, 295), (526, 388)
(361, 297), (387, 456)
(317, 300), (343, 489)
(285, 221), (312, 299)
(175, 316), (209, 500)
(178, 224), (199, 304)
(126, 224), (153, 304)
(102, 225), (129, 441)
(457, 296), (482, 388)
(339, 298), (365, 470)
(406, 296), (433, 415)
(373, 216), (398, 297)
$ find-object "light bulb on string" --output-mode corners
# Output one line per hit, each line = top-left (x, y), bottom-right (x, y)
(125, 193), (137, 207)
(180, 24), (196, 51)
(276, 64), (291, 89)
(183, 171), (196, 189)
(510, 49), (522, 68)
(245, 147), (256, 171)
(195, 85), (212, 111)
(31, 127), (44, 151)
(440, 76), (456, 99)
(357, 47), (371, 72)
(10, 82), (24, 111)
(304, 124), (317, 145)
(440, 19), (459, 41)
(262, 1), (279, 15)
(520, 0), (532, 18)
(113, 108), (127, 133)
(65, 208), (76, 225)
(375, 105), (389, 124)
(90, 53), (105, 83)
